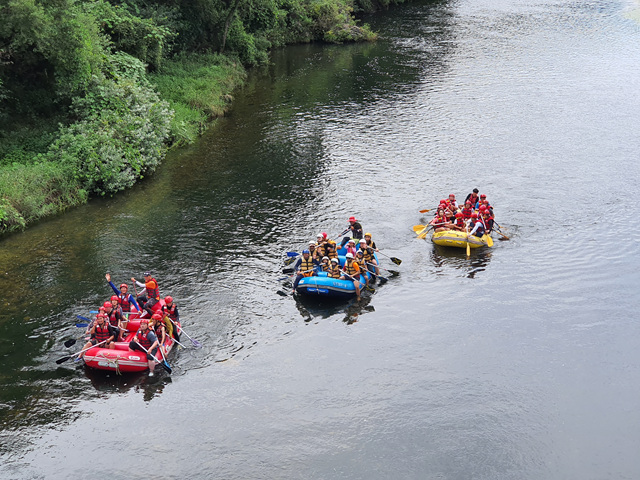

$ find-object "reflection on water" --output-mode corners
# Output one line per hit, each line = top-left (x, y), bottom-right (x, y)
(429, 243), (493, 278)
(83, 367), (171, 401)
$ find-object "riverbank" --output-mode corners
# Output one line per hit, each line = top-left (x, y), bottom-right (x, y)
(0, 0), (382, 236)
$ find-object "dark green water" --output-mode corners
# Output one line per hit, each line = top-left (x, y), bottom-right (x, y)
(2, 0), (640, 478)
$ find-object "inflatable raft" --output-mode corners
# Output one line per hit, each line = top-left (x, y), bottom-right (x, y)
(82, 301), (179, 374)
(295, 250), (379, 299)
(431, 230), (493, 249)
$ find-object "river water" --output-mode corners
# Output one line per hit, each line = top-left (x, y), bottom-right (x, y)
(2, 0), (640, 478)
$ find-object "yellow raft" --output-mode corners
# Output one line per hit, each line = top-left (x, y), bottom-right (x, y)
(431, 230), (494, 249)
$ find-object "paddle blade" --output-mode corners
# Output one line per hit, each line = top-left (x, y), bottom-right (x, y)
(76, 315), (91, 322)
(412, 225), (426, 233)
(286, 251), (299, 257)
(55, 355), (71, 364)
(466, 238), (471, 257)
(419, 208), (432, 213)
(390, 257), (402, 265)
(161, 361), (172, 374)
(191, 339), (202, 348)
(64, 338), (77, 348)
(75, 323), (89, 328)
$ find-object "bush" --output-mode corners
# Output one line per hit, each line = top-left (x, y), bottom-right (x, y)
(45, 54), (173, 196)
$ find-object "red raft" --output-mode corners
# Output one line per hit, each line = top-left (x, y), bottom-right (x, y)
(83, 301), (179, 374)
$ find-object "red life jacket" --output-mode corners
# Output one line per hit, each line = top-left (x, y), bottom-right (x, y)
(94, 324), (112, 343)
(145, 279), (160, 300)
(106, 309), (119, 327)
(162, 304), (178, 321)
(454, 218), (464, 228)
(434, 214), (447, 225)
(462, 207), (473, 219)
(118, 293), (131, 312)
(136, 329), (153, 349)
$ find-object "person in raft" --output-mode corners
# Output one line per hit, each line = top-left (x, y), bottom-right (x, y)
(468, 212), (486, 238)
(293, 249), (317, 290)
(102, 300), (126, 341)
(129, 318), (160, 376)
(328, 258), (341, 278)
(341, 252), (362, 300)
(340, 216), (364, 248)
(465, 188), (480, 208)
(161, 296), (180, 340)
(131, 272), (160, 318)
(105, 273), (140, 314)
(80, 314), (116, 356)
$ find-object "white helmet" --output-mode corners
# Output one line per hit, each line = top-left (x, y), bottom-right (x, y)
(345, 252), (354, 258)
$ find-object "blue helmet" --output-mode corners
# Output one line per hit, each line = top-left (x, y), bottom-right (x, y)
(302, 249), (310, 254)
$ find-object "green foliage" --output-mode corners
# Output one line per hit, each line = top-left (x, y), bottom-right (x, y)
(0, 0), (106, 98)
(0, 161), (87, 232)
(150, 52), (246, 145)
(45, 55), (173, 196)
(85, 1), (176, 70)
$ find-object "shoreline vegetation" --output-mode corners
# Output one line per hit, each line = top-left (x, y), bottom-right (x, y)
(0, 0), (408, 235)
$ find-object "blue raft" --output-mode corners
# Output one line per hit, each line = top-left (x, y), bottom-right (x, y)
(295, 250), (379, 299)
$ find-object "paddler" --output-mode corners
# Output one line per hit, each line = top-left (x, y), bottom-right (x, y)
(328, 258), (341, 278)
(103, 301), (125, 341)
(358, 239), (378, 276)
(468, 212), (486, 238)
(465, 188), (480, 208)
(293, 249), (316, 290)
(79, 314), (116, 356)
(129, 318), (159, 376)
(132, 272), (160, 318)
(432, 208), (449, 232)
(341, 252), (362, 300)
(105, 273), (140, 314)
(340, 216), (364, 248)
(161, 296), (179, 340)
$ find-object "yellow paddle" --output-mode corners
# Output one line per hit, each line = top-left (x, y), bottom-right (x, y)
(465, 224), (470, 257)
(412, 224), (427, 233)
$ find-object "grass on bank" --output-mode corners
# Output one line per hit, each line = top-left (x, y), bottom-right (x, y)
(150, 53), (247, 146)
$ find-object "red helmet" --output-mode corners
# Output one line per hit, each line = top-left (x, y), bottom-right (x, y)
(479, 205), (487, 211)
(103, 301), (112, 309)
(120, 283), (128, 291)
(449, 194), (456, 198)
(480, 194), (487, 198)
(322, 232), (327, 239)
(455, 212), (463, 218)
(99, 306), (105, 312)
(151, 313), (162, 320)
(110, 295), (119, 303)
(164, 296), (173, 304)
(348, 216), (357, 222)
(140, 319), (149, 325)
(440, 199), (446, 204)
(471, 212), (479, 218)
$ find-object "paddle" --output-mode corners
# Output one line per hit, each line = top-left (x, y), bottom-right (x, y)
(340, 269), (374, 293)
(493, 222), (510, 240)
(56, 340), (108, 364)
(174, 324), (202, 348)
(375, 250), (402, 265)
(134, 340), (172, 374)
(412, 224), (427, 233)
(418, 208), (434, 213)
(465, 225), (471, 257)
(364, 263), (389, 281)
(156, 344), (173, 374)
(75, 323), (89, 328)
(77, 314), (92, 323)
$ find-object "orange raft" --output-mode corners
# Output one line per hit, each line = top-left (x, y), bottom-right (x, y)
(82, 301), (179, 373)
